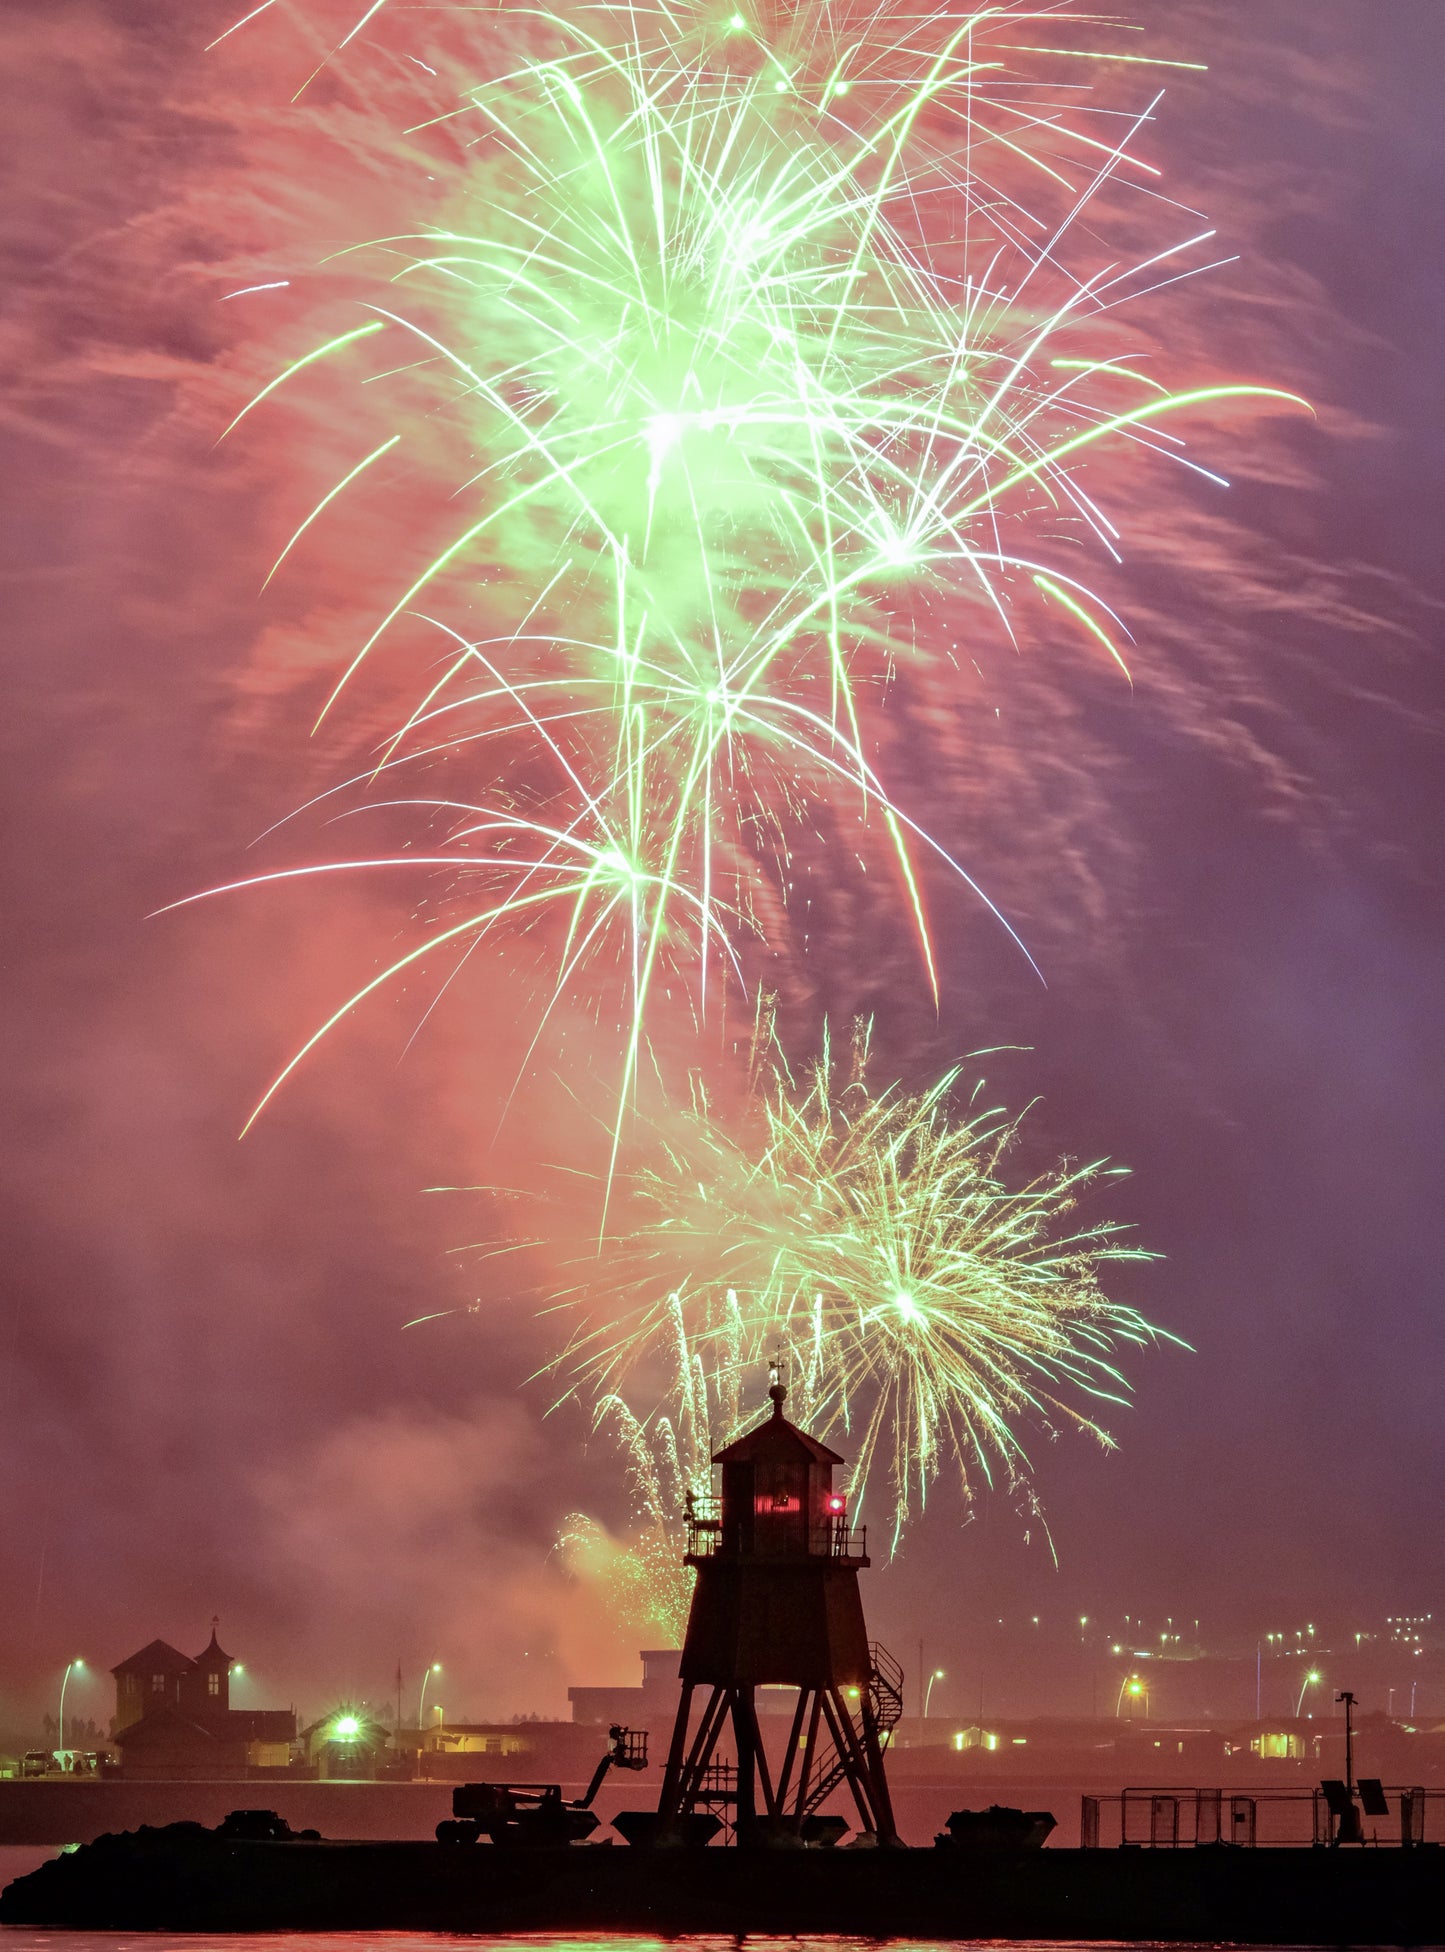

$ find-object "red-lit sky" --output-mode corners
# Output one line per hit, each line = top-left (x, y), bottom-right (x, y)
(2, 0), (1442, 1734)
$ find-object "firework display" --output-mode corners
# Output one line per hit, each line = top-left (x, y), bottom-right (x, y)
(204, 1), (1302, 1560)
(561, 1022), (1173, 1556)
(557, 1295), (739, 1639)
(203, 1), (1304, 1130)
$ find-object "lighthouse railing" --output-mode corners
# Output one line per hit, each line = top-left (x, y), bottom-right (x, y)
(683, 1495), (723, 1557)
(811, 1517), (867, 1560)
(683, 1497), (867, 1560)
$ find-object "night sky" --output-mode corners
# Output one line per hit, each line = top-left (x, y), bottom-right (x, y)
(2, 0), (1442, 1734)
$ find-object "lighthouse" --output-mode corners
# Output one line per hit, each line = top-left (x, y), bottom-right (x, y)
(653, 1368), (902, 1845)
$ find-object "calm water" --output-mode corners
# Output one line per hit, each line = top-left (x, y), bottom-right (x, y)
(5, 1940), (1421, 1952)
(0, 1940), (1362, 1952)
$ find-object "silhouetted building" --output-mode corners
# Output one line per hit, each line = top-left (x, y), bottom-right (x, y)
(110, 1624), (295, 1781)
(410, 1719), (604, 1781)
(113, 1639), (207, 1731)
(299, 1707), (391, 1780)
(569, 1650), (683, 1728)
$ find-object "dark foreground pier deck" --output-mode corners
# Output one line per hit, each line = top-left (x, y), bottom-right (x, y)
(4, 1821), (1443, 1942)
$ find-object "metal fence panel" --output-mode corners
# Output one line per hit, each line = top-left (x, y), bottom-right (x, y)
(1150, 1795), (1180, 1847)
(1081, 1785), (1445, 1850)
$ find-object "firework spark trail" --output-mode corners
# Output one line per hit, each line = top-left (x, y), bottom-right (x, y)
(556, 1295), (746, 1639)
(559, 1020), (1178, 1553)
(206, 1), (1309, 1139)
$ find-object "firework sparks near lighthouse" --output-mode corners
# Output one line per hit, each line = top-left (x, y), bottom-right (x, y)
(557, 1295), (745, 1639)
(179, 0), (1311, 1566)
(196, 0), (1308, 1149)
(555, 1021), (1174, 1553)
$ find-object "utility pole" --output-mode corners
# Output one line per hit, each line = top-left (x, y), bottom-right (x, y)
(1336, 1690), (1356, 1792)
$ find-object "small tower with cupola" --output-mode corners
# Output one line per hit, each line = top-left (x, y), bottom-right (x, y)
(185, 1620), (233, 1718)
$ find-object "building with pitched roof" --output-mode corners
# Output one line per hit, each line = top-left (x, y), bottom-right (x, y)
(110, 1623), (296, 1780)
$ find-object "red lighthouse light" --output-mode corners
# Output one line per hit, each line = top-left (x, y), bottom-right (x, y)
(827, 1493), (846, 1514)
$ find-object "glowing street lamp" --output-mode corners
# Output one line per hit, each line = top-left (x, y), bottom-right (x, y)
(924, 1669), (946, 1716)
(1296, 1669), (1321, 1718)
(1115, 1673), (1147, 1719)
(58, 1660), (85, 1759)
(417, 1662), (441, 1729)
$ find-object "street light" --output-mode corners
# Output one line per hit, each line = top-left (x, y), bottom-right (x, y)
(1336, 1691), (1356, 1794)
(417, 1662), (441, 1729)
(1296, 1669), (1321, 1718)
(924, 1669), (946, 1716)
(1115, 1673), (1145, 1718)
(58, 1660), (85, 1759)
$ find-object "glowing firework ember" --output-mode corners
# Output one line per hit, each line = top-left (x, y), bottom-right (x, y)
(557, 1296), (745, 1640)
(196, 0), (1308, 1139)
(560, 1021), (1177, 1552)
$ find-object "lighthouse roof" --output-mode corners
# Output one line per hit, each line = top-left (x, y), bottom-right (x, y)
(713, 1407), (843, 1467)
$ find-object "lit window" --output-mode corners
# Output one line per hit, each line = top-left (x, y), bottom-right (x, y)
(208, 1673), (220, 1696)
(151, 1674), (165, 1692)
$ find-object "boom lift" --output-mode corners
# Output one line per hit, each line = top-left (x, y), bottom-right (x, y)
(437, 1725), (648, 1845)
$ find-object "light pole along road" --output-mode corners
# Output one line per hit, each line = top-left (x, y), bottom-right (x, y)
(58, 1659), (85, 1762)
